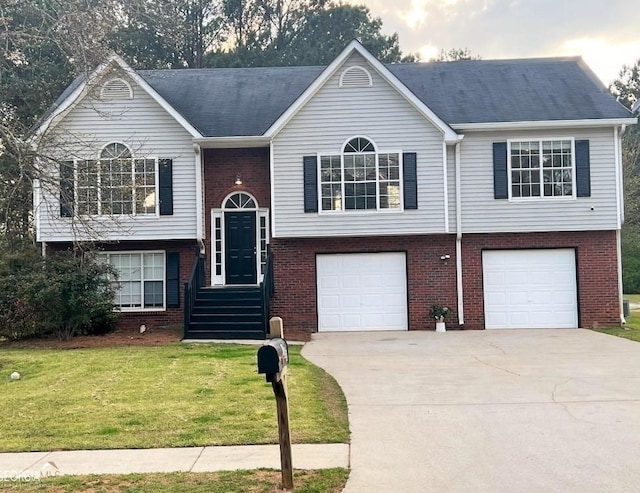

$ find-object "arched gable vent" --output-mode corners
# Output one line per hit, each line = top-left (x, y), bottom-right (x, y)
(100, 77), (134, 101)
(339, 66), (373, 88)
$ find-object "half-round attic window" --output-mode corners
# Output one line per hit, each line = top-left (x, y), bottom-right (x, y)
(339, 66), (373, 88)
(100, 77), (133, 100)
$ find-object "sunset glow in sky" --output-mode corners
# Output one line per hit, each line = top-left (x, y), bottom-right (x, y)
(350, 0), (639, 85)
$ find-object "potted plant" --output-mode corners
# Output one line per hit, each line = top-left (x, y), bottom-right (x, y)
(429, 304), (450, 332)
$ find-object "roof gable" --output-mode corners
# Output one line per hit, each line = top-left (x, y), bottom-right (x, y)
(263, 40), (460, 142)
(34, 55), (203, 139)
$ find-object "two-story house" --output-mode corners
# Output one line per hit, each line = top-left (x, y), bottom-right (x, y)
(34, 41), (636, 338)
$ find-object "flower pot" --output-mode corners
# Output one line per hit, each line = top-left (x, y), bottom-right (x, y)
(435, 320), (446, 332)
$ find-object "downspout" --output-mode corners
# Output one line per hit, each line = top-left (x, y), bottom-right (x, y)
(442, 142), (449, 232)
(194, 143), (205, 253)
(455, 137), (465, 326)
(616, 125), (627, 324)
(269, 140), (276, 238)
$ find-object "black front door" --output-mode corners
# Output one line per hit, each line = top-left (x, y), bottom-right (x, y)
(225, 211), (257, 284)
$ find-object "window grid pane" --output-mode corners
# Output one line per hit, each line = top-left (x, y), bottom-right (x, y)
(541, 140), (573, 197)
(215, 217), (222, 276)
(319, 148), (402, 211)
(378, 153), (401, 210)
(77, 160), (99, 215)
(135, 159), (156, 214)
(74, 147), (157, 216)
(320, 155), (342, 211)
(510, 140), (573, 199)
(104, 252), (165, 309)
(260, 215), (267, 275)
(511, 141), (541, 198)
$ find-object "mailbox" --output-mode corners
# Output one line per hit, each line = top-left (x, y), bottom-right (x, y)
(257, 338), (289, 382)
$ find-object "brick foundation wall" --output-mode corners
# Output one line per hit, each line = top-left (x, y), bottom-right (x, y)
(47, 240), (200, 332)
(270, 235), (458, 332)
(270, 230), (620, 333)
(203, 148), (270, 281)
(461, 231), (620, 330)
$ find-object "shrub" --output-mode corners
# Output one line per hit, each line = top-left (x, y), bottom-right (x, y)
(622, 227), (640, 294)
(0, 244), (119, 341)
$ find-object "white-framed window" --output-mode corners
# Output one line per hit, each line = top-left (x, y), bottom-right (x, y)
(74, 142), (158, 216)
(509, 139), (575, 199)
(319, 137), (402, 212)
(100, 251), (166, 311)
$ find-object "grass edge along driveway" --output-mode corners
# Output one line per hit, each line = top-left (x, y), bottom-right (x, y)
(0, 344), (349, 452)
(0, 469), (349, 493)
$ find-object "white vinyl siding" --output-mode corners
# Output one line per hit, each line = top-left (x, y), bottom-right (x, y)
(37, 73), (197, 242)
(460, 128), (618, 233)
(272, 52), (447, 238)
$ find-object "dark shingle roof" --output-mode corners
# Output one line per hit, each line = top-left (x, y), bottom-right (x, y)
(387, 57), (631, 125)
(139, 66), (324, 137)
(41, 56), (632, 137)
(138, 56), (630, 137)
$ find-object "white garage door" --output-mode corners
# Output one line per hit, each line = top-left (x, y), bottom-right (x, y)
(483, 249), (578, 329)
(317, 253), (408, 332)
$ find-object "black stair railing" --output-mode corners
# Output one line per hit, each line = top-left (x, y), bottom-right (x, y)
(184, 253), (205, 332)
(261, 245), (275, 334)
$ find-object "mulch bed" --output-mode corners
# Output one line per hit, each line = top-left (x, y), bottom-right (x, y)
(1, 326), (312, 349)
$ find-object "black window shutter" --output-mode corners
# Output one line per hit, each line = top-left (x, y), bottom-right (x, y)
(166, 252), (180, 308)
(403, 152), (418, 210)
(575, 140), (591, 197)
(303, 156), (318, 213)
(60, 160), (74, 217)
(493, 142), (508, 199)
(159, 159), (173, 215)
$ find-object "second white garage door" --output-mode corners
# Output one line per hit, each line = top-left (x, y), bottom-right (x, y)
(483, 249), (578, 329)
(317, 253), (408, 332)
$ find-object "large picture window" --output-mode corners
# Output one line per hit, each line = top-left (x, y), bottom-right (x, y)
(75, 143), (157, 215)
(101, 251), (165, 310)
(509, 139), (574, 199)
(319, 137), (402, 212)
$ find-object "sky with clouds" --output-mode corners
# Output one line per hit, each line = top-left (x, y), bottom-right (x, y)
(350, 0), (639, 86)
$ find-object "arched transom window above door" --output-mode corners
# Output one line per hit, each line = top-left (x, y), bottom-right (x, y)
(223, 192), (257, 209)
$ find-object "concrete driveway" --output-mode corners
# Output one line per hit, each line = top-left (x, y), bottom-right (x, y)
(302, 329), (640, 493)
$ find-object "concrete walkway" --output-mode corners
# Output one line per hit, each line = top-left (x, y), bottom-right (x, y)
(302, 329), (640, 493)
(0, 444), (349, 478)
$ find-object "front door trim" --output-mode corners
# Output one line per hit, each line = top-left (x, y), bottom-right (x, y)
(211, 192), (269, 286)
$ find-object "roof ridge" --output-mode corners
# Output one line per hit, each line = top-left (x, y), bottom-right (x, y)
(138, 65), (325, 74)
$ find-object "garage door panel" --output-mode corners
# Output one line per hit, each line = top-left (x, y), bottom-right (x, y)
(319, 295), (340, 310)
(483, 249), (577, 329)
(317, 253), (408, 332)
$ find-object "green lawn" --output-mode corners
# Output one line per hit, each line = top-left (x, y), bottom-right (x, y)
(0, 344), (349, 452)
(593, 308), (640, 342)
(0, 469), (349, 492)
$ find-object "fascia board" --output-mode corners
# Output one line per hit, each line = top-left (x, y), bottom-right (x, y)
(193, 136), (271, 148)
(451, 118), (638, 131)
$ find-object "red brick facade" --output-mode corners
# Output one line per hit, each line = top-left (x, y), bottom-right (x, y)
(203, 148), (270, 281)
(269, 230), (621, 332)
(270, 235), (458, 332)
(461, 231), (620, 330)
